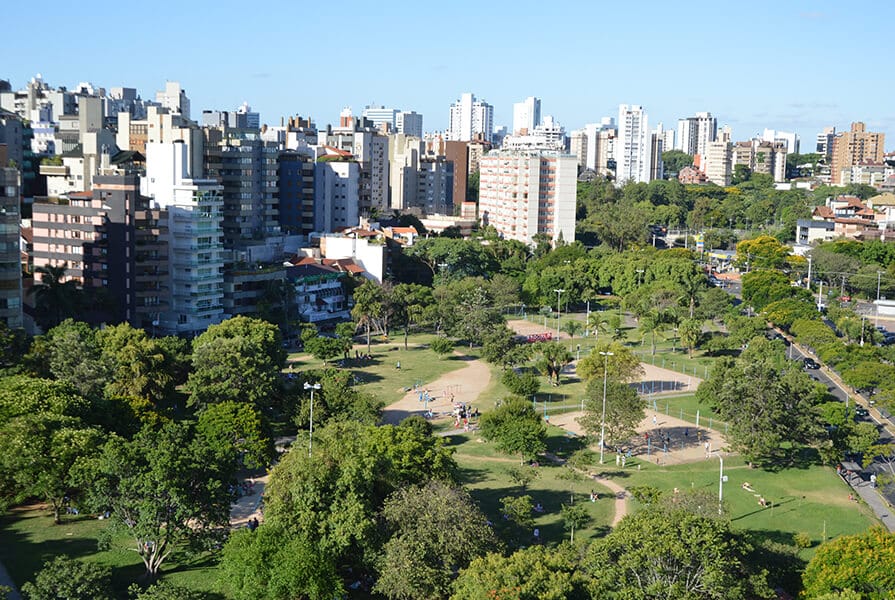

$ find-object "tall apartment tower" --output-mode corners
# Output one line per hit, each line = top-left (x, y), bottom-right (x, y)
(616, 105), (652, 184)
(569, 130), (587, 168)
(362, 105), (398, 131)
(830, 122), (885, 185)
(444, 141), (469, 205)
(676, 112), (717, 157)
(478, 150), (576, 245)
(0, 168), (22, 329)
(144, 141), (225, 336)
(816, 126), (836, 159)
(277, 150), (315, 236)
(649, 128), (664, 181)
(203, 126), (281, 248)
(396, 111), (423, 138)
(702, 141), (732, 186)
(448, 93), (493, 142)
(512, 96), (541, 135)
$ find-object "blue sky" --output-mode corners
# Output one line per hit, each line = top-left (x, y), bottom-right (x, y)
(2, 0), (891, 150)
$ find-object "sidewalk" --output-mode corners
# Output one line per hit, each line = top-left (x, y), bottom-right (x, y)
(850, 479), (895, 532)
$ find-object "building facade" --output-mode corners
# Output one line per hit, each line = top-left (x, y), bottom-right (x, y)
(831, 122), (885, 185)
(0, 168), (22, 328)
(616, 105), (652, 184)
(512, 96), (541, 135)
(478, 150), (576, 245)
(448, 93), (493, 142)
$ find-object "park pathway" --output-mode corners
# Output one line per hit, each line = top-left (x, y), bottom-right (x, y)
(592, 475), (628, 526)
(0, 558), (20, 600)
(850, 478), (895, 532)
(381, 354), (491, 425)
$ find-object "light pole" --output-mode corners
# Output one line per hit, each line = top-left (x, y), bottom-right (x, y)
(636, 269), (645, 287)
(304, 382), (321, 457)
(554, 289), (565, 338)
(877, 271), (882, 327)
(598, 351), (614, 464)
(711, 451), (725, 515)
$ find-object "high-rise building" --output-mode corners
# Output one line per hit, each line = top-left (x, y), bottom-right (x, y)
(444, 141), (469, 205)
(314, 157), (360, 232)
(277, 150), (315, 236)
(155, 81), (190, 120)
(396, 111), (423, 138)
(362, 105), (398, 131)
(144, 141), (225, 336)
(761, 129), (799, 155)
(816, 126), (836, 159)
(417, 157), (452, 215)
(512, 96), (541, 135)
(569, 130), (587, 168)
(0, 167), (22, 329)
(388, 134), (423, 211)
(203, 126), (280, 249)
(702, 141), (732, 186)
(831, 122), (885, 185)
(649, 128), (664, 181)
(732, 139), (787, 182)
(616, 105), (652, 184)
(448, 93), (493, 142)
(478, 150), (576, 245)
(321, 121), (390, 214)
(676, 112), (717, 157)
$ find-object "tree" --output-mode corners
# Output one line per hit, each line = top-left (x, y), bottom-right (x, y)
(480, 396), (547, 464)
(535, 341), (574, 386)
(561, 320), (583, 338)
(500, 494), (535, 529)
(28, 264), (83, 331)
(481, 325), (519, 367)
(220, 525), (344, 600)
(662, 150), (693, 174)
(351, 280), (383, 354)
(801, 528), (895, 598)
(0, 414), (102, 523)
(679, 317), (702, 357)
(452, 544), (587, 600)
(506, 465), (540, 491)
(374, 481), (497, 600)
(696, 340), (820, 466)
(391, 283), (432, 350)
(430, 336), (455, 358)
(575, 341), (643, 383)
(736, 235), (792, 270)
(560, 502), (589, 542)
(128, 581), (209, 600)
(42, 320), (111, 398)
(639, 310), (666, 356)
(304, 335), (345, 366)
(577, 379), (646, 449)
(76, 422), (233, 577)
(501, 369), (541, 398)
(21, 557), (113, 600)
(585, 506), (772, 600)
(97, 323), (182, 406)
(196, 401), (274, 470)
(186, 316), (285, 408)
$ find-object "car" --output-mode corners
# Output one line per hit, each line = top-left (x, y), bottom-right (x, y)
(854, 407), (870, 418)
(803, 357), (820, 370)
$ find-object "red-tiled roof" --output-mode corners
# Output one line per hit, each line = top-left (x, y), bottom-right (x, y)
(391, 226), (418, 234)
(813, 206), (834, 218)
(68, 191), (93, 199)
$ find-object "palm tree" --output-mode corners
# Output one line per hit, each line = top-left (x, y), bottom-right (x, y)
(29, 264), (82, 330)
(587, 311), (610, 342)
(639, 311), (665, 356)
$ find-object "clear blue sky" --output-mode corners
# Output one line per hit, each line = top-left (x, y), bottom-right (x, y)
(2, 0), (891, 150)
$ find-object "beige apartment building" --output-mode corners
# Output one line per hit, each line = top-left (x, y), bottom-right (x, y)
(831, 122), (885, 185)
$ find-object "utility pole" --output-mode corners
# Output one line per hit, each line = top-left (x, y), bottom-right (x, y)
(554, 289), (565, 339)
(817, 281), (824, 312)
(877, 271), (883, 327)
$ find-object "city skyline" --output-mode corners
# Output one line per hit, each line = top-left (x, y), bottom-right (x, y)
(2, 0), (891, 149)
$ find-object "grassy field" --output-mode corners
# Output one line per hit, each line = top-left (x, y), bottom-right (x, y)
(0, 506), (222, 597)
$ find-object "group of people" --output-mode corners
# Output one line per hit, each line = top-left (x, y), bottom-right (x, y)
(246, 517), (260, 531)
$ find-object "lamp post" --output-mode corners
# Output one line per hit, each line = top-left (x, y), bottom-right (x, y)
(877, 271), (882, 327)
(304, 382), (321, 457)
(554, 289), (565, 338)
(598, 351), (614, 464)
(711, 451), (725, 515)
(636, 269), (645, 287)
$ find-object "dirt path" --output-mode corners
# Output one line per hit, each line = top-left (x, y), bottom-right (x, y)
(381, 354), (492, 425)
(229, 473), (268, 528)
(636, 363), (702, 395)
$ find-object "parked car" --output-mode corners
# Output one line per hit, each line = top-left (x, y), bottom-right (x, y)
(803, 357), (820, 370)
(854, 407), (870, 418)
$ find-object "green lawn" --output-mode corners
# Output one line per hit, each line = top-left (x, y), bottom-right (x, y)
(0, 507), (223, 597)
(446, 431), (615, 545)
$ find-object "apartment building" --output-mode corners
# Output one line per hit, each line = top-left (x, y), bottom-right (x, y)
(831, 122), (885, 185)
(616, 105), (652, 184)
(478, 150), (576, 245)
(448, 93), (493, 142)
(0, 168), (22, 328)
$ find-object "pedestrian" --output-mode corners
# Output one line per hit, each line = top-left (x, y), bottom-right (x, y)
(652, 415), (657, 425)
(704, 441), (710, 456)
(396, 361), (401, 370)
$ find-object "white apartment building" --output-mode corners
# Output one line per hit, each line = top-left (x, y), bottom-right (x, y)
(616, 104), (652, 184)
(155, 81), (190, 119)
(448, 93), (493, 142)
(676, 112), (717, 157)
(583, 118), (616, 175)
(762, 129), (799, 155)
(512, 96), (541, 135)
(702, 141), (732, 186)
(144, 141), (226, 336)
(478, 150), (576, 245)
(314, 159), (360, 232)
(362, 105), (398, 131)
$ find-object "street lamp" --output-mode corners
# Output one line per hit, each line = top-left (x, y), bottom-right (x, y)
(711, 450), (725, 515)
(598, 351), (614, 464)
(636, 269), (645, 287)
(304, 382), (321, 457)
(554, 289), (565, 338)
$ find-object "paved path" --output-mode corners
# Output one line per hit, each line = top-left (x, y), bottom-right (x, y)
(0, 559), (21, 600)
(850, 479), (895, 532)
(591, 474), (628, 526)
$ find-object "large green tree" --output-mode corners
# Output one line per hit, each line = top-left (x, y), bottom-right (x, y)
(586, 506), (772, 599)
(577, 379), (646, 449)
(374, 481), (497, 600)
(186, 316), (285, 408)
(28, 264), (84, 331)
(76, 422), (233, 577)
(479, 396), (547, 464)
(21, 557), (113, 600)
(801, 528), (895, 599)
